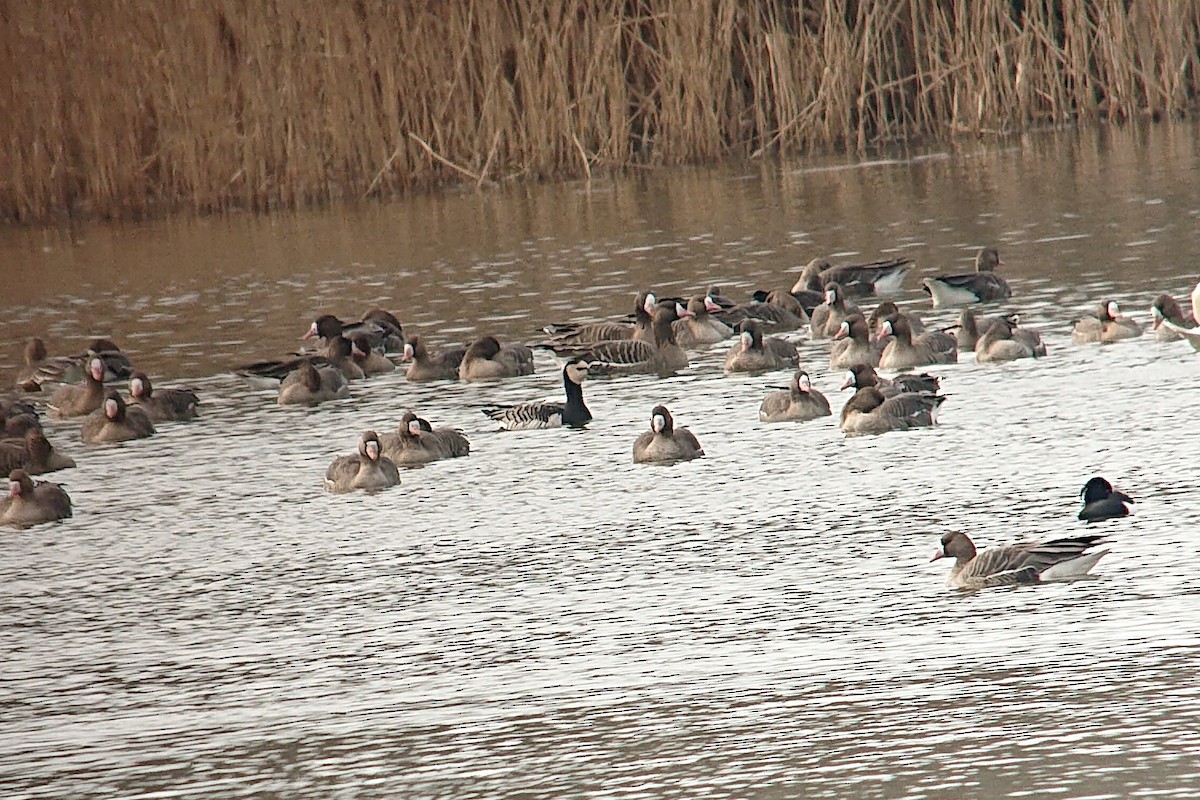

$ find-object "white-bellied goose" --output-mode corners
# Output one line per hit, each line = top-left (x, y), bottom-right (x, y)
(548, 305), (691, 377)
(922, 247), (1012, 307)
(839, 386), (945, 435)
(81, 389), (156, 444)
(47, 357), (107, 419)
(974, 315), (1046, 363)
(758, 370), (832, 423)
(1, 469), (72, 528)
(402, 335), (468, 382)
(128, 372), (199, 421)
(830, 313), (880, 369)
(876, 314), (957, 370)
(809, 282), (862, 339)
(459, 336), (535, 381)
(839, 363), (941, 397)
(1150, 292), (1197, 342)
(724, 319), (800, 374)
(277, 362), (350, 406)
(792, 256), (912, 298)
(0, 429), (76, 476)
(324, 431), (401, 493)
(931, 531), (1109, 590)
(349, 333), (396, 376)
(1071, 300), (1144, 344)
(1078, 477), (1134, 522)
(381, 411), (471, 464)
(673, 295), (735, 346)
(483, 359), (591, 430)
(632, 405), (704, 463)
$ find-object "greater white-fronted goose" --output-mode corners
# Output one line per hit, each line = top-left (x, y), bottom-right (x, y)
(792, 256), (912, 298)
(931, 531), (1109, 590)
(402, 335), (468, 382)
(458, 336), (535, 381)
(922, 247), (1012, 307)
(128, 372), (199, 421)
(47, 357), (107, 419)
(1150, 293), (1197, 342)
(1078, 477), (1134, 522)
(348, 333), (396, 376)
(235, 335), (361, 384)
(324, 431), (401, 493)
(758, 370), (832, 423)
(0, 429), (76, 476)
(14, 338), (58, 392)
(948, 307), (1005, 350)
(751, 287), (825, 316)
(1071, 301), (1144, 344)
(673, 295), (735, 346)
(876, 314), (957, 370)
(305, 311), (404, 353)
(2, 398), (41, 438)
(809, 282), (862, 340)
(483, 359), (591, 430)
(975, 316), (1046, 363)
(829, 313), (880, 370)
(548, 305), (691, 377)
(380, 411), (471, 464)
(632, 405), (704, 463)
(839, 386), (944, 435)
(542, 292), (656, 345)
(839, 363), (941, 397)
(724, 319), (800, 374)
(1, 469), (72, 528)
(277, 362), (350, 406)
(81, 389), (156, 444)
(867, 301), (927, 344)
(714, 295), (808, 332)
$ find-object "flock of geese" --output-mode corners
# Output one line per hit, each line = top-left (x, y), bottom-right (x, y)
(4, 247), (1197, 589)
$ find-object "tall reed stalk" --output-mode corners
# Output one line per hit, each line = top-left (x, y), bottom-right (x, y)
(2, 0), (1197, 222)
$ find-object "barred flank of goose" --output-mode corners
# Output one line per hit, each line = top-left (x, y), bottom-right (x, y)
(483, 359), (591, 430)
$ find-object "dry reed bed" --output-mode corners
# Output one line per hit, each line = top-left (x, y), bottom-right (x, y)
(1, 1), (1197, 222)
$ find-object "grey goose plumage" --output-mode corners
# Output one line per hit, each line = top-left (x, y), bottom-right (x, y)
(829, 313), (880, 369)
(876, 314), (957, 370)
(839, 386), (945, 435)
(324, 430), (400, 493)
(931, 531), (1109, 590)
(1071, 300), (1144, 344)
(809, 282), (862, 339)
(922, 247), (1012, 307)
(2, 469), (73, 528)
(81, 389), (156, 444)
(458, 335), (535, 381)
(380, 411), (470, 464)
(632, 405), (704, 463)
(759, 370), (832, 423)
(128, 372), (199, 421)
(724, 319), (800, 374)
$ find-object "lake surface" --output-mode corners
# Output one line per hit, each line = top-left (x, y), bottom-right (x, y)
(2, 122), (1200, 799)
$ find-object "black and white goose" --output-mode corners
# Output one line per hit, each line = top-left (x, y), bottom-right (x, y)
(922, 247), (1012, 307)
(1078, 477), (1134, 522)
(931, 531), (1109, 590)
(483, 359), (592, 430)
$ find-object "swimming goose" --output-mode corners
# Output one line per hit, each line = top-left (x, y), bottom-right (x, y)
(632, 405), (704, 463)
(380, 411), (470, 464)
(1078, 477), (1134, 522)
(922, 247), (1012, 307)
(81, 390), (156, 443)
(792, 256), (912, 298)
(867, 301), (927, 343)
(0, 429), (76, 476)
(542, 292), (657, 345)
(759, 370), (832, 423)
(1071, 301), (1144, 344)
(673, 295), (735, 346)
(839, 363), (941, 397)
(235, 335), (362, 384)
(930, 531), (1109, 590)
(751, 287), (825, 316)
(14, 338), (62, 392)
(974, 315), (1046, 363)
(547, 305), (691, 377)
(948, 307), (1006, 350)
(876, 314), (957, 370)
(483, 359), (591, 430)
(829, 313), (880, 369)
(809, 282), (862, 339)
(128, 372), (199, 421)
(1154, 281), (1200, 350)
(714, 295), (808, 332)
(1150, 293), (1197, 342)
(2, 398), (41, 438)
(1, 469), (73, 528)
(324, 431), (401, 493)
(305, 311), (404, 353)
(458, 336), (536, 381)
(839, 386), (945, 435)
(46, 357), (107, 418)
(724, 319), (800, 374)
(277, 362), (350, 406)
(348, 333), (396, 376)
(402, 335), (469, 382)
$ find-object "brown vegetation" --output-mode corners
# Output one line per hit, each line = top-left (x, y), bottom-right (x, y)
(2, 1), (1197, 222)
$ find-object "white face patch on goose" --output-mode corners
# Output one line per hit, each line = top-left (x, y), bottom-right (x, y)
(130, 378), (145, 397)
(741, 331), (753, 351)
(842, 369), (856, 389)
(652, 413), (667, 433)
(402, 343), (414, 361)
(365, 440), (380, 460)
(408, 419), (423, 435)
(798, 374), (812, 392)
(1107, 301), (1121, 319)
(825, 289), (836, 305)
(105, 398), (119, 419)
(8, 479), (18, 497)
(644, 294), (657, 313)
(306, 322), (320, 338)
(90, 359), (105, 380)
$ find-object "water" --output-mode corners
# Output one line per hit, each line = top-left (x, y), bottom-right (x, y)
(2, 123), (1200, 799)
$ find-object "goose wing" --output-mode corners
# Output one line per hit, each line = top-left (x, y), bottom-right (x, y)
(483, 400), (567, 430)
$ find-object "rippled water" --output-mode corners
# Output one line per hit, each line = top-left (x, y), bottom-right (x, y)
(3, 123), (1200, 799)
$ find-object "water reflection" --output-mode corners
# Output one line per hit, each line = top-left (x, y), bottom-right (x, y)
(1, 122), (1200, 799)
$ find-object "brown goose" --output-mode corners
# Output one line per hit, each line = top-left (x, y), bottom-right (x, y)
(922, 247), (1012, 307)
(975, 316), (1046, 363)
(758, 370), (832, 423)
(81, 390), (156, 444)
(305, 311), (404, 354)
(277, 362), (350, 406)
(349, 333), (396, 376)
(1, 469), (72, 528)
(402, 335), (468, 382)
(1071, 301), (1144, 344)
(47, 357), (107, 419)
(14, 338), (64, 392)
(809, 282), (862, 339)
(714, 295), (808, 332)
(324, 431), (401, 493)
(829, 313), (880, 370)
(839, 363), (940, 398)
(1157, 281), (1200, 351)
(673, 295), (734, 346)
(0, 429), (76, 476)
(792, 256), (912, 298)
(723, 319), (799, 374)
(877, 314), (957, 370)
(930, 531), (1109, 590)
(458, 336), (535, 381)
(632, 405), (704, 464)
(839, 386), (945, 435)
(128, 372), (199, 421)
(548, 305), (691, 377)
(380, 411), (471, 465)
(1151, 293), (1196, 342)
(867, 300), (927, 343)
(948, 307), (1006, 351)
(541, 292), (657, 345)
